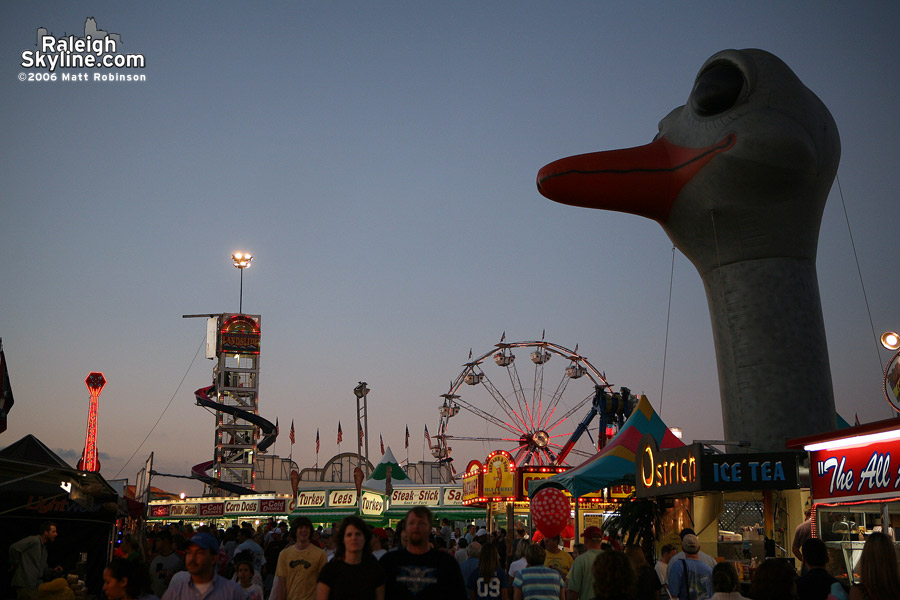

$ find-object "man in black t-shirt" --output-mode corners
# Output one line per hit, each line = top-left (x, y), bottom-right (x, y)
(380, 506), (467, 599)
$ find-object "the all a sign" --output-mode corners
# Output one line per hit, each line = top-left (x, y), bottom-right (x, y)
(810, 434), (900, 503)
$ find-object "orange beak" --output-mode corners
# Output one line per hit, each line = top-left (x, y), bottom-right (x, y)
(536, 135), (735, 223)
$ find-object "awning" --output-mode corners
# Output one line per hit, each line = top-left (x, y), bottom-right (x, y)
(528, 395), (684, 498)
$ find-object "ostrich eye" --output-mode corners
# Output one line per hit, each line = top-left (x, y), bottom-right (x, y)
(691, 63), (744, 116)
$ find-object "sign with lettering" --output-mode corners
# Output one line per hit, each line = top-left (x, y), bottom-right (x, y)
(443, 487), (464, 506)
(360, 492), (385, 515)
(390, 488), (442, 506)
(483, 451), (515, 499)
(260, 498), (287, 514)
(328, 490), (357, 508)
(463, 460), (483, 504)
(519, 469), (604, 500)
(609, 484), (634, 499)
(225, 499), (259, 515)
(169, 503), (198, 517)
(637, 435), (800, 498)
(200, 502), (225, 517)
(219, 315), (260, 354)
(810, 435), (900, 503)
(150, 505), (170, 518)
(296, 491), (327, 508)
(701, 452), (799, 491)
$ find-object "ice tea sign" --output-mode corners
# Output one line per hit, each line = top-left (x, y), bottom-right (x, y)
(637, 435), (800, 498)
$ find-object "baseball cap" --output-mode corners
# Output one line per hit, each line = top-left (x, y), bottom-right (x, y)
(272, 527), (283, 535)
(582, 526), (603, 540)
(372, 527), (388, 540)
(681, 533), (700, 553)
(189, 532), (219, 553)
(476, 528), (488, 537)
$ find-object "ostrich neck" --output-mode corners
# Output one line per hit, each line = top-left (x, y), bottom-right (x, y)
(700, 257), (836, 452)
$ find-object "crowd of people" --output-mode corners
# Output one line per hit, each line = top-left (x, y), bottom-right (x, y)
(8, 513), (900, 600)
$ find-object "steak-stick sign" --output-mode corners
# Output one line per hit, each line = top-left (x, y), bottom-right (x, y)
(531, 488), (570, 538)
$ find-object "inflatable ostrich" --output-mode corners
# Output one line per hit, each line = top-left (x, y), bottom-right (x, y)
(537, 49), (840, 452)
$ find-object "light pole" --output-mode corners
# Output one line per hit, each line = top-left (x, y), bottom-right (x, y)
(881, 331), (900, 414)
(354, 382), (370, 466)
(232, 252), (252, 313)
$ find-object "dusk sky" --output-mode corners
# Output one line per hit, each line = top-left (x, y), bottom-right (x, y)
(2, 2), (898, 496)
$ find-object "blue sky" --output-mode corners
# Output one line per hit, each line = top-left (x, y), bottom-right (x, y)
(2, 2), (898, 495)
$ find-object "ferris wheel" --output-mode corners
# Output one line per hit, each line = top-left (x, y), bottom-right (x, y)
(433, 334), (634, 468)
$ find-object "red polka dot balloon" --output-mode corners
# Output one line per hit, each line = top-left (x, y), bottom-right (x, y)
(531, 487), (570, 538)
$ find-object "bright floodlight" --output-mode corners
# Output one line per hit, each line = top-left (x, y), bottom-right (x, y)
(882, 331), (900, 351)
(232, 252), (253, 269)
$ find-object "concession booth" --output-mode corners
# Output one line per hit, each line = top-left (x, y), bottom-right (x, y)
(787, 417), (900, 586)
(635, 434), (803, 571)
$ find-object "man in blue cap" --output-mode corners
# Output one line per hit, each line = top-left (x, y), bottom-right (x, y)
(162, 533), (244, 600)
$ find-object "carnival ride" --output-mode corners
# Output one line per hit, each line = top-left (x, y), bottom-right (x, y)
(190, 384), (277, 495)
(433, 335), (635, 468)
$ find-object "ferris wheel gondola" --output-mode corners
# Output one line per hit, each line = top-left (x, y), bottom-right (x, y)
(433, 335), (623, 468)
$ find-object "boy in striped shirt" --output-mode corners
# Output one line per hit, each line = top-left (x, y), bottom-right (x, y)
(512, 544), (565, 600)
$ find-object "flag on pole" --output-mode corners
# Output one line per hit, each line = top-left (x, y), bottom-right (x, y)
(405, 425), (409, 449)
(0, 340), (14, 435)
(855, 413), (861, 426)
(424, 424), (432, 448)
(337, 421), (343, 444)
(316, 428), (320, 454)
(358, 423), (364, 445)
(289, 419), (295, 445)
(380, 433), (385, 455)
(275, 417), (280, 437)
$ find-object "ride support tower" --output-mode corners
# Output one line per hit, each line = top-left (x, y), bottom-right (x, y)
(78, 371), (107, 472)
(207, 313), (261, 493)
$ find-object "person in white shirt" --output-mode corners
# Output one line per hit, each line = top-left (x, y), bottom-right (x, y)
(655, 544), (677, 599)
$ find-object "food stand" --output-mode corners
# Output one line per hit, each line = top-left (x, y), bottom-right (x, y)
(787, 417), (900, 586)
(465, 450), (628, 551)
(635, 435), (803, 574)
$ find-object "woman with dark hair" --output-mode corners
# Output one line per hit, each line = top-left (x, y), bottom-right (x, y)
(624, 545), (661, 600)
(849, 531), (900, 600)
(103, 557), (156, 600)
(747, 559), (795, 600)
(710, 562), (750, 600)
(592, 550), (636, 600)
(316, 516), (385, 600)
(467, 541), (509, 600)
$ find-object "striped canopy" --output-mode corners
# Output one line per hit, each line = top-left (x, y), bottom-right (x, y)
(528, 395), (684, 498)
